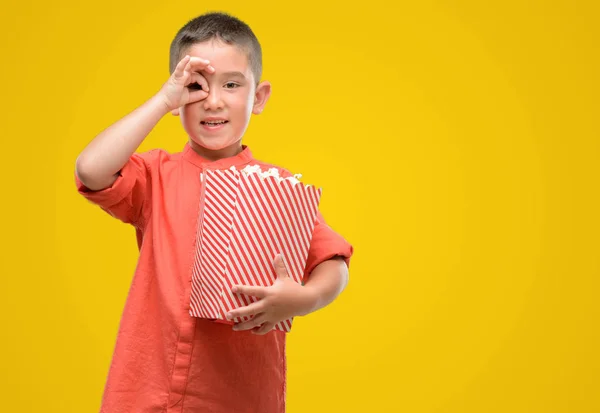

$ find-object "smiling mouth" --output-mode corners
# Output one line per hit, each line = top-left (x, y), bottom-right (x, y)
(201, 120), (229, 126)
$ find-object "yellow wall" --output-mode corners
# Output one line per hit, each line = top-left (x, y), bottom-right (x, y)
(1, 1), (598, 411)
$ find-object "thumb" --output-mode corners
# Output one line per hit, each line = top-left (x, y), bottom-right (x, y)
(274, 254), (289, 279)
(171, 108), (180, 116)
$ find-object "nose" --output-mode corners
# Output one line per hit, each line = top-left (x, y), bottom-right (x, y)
(203, 86), (224, 111)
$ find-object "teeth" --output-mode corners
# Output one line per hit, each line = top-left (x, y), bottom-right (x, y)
(204, 120), (227, 125)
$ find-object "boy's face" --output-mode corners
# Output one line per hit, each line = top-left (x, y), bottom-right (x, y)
(177, 40), (271, 155)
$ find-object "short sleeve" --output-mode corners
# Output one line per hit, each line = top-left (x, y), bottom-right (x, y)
(303, 211), (353, 282)
(74, 152), (153, 228)
(271, 165), (353, 281)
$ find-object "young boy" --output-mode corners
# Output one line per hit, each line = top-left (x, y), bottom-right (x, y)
(75, 11), (353, 413)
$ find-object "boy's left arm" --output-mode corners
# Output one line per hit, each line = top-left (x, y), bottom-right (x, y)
(300, 210), (353, 312)
(229, 212), (353, 334)
(301, 256), (349, 314)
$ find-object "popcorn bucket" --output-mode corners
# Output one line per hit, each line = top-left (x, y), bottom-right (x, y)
(189, 166), (322, 332)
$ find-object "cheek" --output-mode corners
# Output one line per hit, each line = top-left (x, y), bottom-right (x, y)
(245, 91), (255, 110)
(181, 106), (198, 122)
(232, 93), (254, 118)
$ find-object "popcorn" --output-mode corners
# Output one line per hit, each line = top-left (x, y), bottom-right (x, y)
(226, 165), (307, 186)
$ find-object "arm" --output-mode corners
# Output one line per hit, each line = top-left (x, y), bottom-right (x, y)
(301, 256), (349, 315)
(75, 94), (169, 191)
(75, 55), (213, 191)
(228, 255), (351, 333)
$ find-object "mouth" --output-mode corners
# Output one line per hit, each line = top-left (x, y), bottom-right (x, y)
(201, 120), (229, 126)
(200, 119), (229, 131)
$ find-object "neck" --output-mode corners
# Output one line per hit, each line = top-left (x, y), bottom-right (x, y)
(189, 140), (243, 162)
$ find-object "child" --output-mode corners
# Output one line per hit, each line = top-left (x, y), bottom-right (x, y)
(75, 11), (353, 413)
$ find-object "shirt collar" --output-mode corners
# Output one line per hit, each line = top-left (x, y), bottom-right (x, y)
(182, 142), (255, 169)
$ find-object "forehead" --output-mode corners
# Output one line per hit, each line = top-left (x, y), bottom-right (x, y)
(186, 40), (251, 76)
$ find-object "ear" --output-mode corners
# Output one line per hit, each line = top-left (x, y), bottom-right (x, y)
(171, 108), (180, 116)
(252, 81), (272, 115)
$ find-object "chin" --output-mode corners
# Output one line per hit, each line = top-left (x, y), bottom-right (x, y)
(191, 135), (239, 151)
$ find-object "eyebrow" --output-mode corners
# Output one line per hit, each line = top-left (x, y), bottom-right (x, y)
(219, 71), (247, 79)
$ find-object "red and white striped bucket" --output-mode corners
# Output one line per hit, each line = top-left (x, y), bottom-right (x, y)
(189, 166), (322, 332)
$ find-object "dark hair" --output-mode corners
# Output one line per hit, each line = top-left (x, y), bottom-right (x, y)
(169, 12), (262, 84)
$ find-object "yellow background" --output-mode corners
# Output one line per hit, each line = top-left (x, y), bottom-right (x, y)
(1, 1), (598, 412)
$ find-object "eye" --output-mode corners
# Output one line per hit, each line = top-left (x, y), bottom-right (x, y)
(224, 82), (239, 89)
(187, 82), (203, 90)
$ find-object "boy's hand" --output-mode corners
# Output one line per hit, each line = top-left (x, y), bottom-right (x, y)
(158, 55), (215, 114)
(227, 255), (317, 335)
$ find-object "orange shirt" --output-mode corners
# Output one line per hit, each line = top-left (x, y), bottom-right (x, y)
(75, 143), (353, 413)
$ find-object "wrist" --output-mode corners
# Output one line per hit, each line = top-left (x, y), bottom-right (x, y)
(152, 92), (175, 116)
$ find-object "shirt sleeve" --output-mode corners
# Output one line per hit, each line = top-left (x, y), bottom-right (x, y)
(74, 151), (154, 228)
(302, 211), (354, 282)
(272, 165), (353, 281)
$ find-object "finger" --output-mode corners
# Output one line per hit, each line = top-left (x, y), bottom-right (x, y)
(184, 73), (207, 94)
(273, 254), (289, 279)
(232, 285), (268, 299)
(233, 313), (268, 331)
(188, 57), (214, 73)
(173, 55), (191, 78)
(182, 60), (193, 79)
(188, 89), (209, 103)
(227, 299), (265, 320)
(189, 72), (209, 92)
(173, 60), (193, 88)
(173, 55), (190, 78)
(252, 322), (275, 335)
(186, 72), (209, 102)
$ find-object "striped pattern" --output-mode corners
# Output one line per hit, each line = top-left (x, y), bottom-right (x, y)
(189, 170), (239, 319)
(189, 167), (322, 333)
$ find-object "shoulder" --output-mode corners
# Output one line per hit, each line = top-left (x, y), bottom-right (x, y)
(135, 147), (178, 161)
(134, 147), (184, 170)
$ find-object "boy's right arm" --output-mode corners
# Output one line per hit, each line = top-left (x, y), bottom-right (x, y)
(75, 55), (214, 191)
(75, 94), (169, 191)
